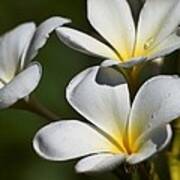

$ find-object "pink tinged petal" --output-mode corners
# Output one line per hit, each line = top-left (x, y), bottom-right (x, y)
(87, 0), (135, 60)
(25, 16), (71, 63)
(56, 27), (119, 60)
(75, 153), (126, 174)
(0, 62), (42, 109)
(129, 75), (180, 147)
(33, 120), (119, 161)
(66, 66), (131, 149)
(0, 23), (36, 82)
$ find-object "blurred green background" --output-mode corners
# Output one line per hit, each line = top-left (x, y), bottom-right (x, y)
(0, 0), (179, 180)
(0, 0), (116, 180)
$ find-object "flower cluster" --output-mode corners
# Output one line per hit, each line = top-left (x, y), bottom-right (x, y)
(1, 0), (180, 178)
(0, 17), (70, 108)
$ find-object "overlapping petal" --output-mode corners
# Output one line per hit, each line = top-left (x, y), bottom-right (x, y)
(0, 62), (42, 108)
(33, 120), (119, 161)
(56, 0), (180, 66)
(127, 141), (157, 164)
(25, 16), (71, 64)
(149, 33), (180, 60)
(0, 23), (36, 82)
(56, 27), (119, 60)
(33, 69), (180, 171)
(87, 0), (135, 60)
(128, 76), (180, 147)
(66, 66), (130, 149)
(149, 124), (172, 151)
(0, 16), (69, 108)
(75, 153), (125, 173)
(135, 0), (180, 56)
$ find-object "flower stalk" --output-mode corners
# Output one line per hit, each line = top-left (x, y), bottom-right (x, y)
(169, 119), (180, 180)
(117, 63), (145, 101)
(113, 165), (132, 180)
(13, 96), (60, 121)
(114, 64), (158, 180)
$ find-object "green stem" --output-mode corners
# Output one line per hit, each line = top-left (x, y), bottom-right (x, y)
(119, 63), (145, 101)
(168, 120), (180, 180)
(113, 166), (132, 180)
(113, 172), (132, 180)
(138, 163), (153, 180)
(153, 153), (170, 180)
(114, 63), (158, 180)
(13, 96), (60, 121)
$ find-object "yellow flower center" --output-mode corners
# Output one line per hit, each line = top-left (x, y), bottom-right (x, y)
(108, 129), (140, 155)
(118, 37), (156, 62)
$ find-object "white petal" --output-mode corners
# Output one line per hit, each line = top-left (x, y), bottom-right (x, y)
(149, 33), (180, 60)
(66, 66), (130, 150)
(87, 0), (135, 60)
(0, 62), (42, 108)
(100, 60), (120, 67)
(0, 23), (36, 82)
(56, 27), (119, 60)
(154, 1), (180, 43)
(75, 153), (125, 174)
(149, 124), (173, 152)
(101, 57), (147, 69)
(96, 65), (127, 86)
(135, 124), (173, 152)
(127, 141), (157, 164)
(136, 0), (180, 56)
(33, 120), (119, 161)
(129, 75), (180, 146)
(25, 17), (71, 63)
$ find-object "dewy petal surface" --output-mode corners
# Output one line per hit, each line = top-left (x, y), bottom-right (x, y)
(87, 0), (135, 60)
(128, 75), (180, 147)
(75, 153), (126, 173)
(135, 0), (180, 56)
(56, 27), (119, 60)
(25, 17), (71, 63)
(149, 33), (180, 60)
(153, 0), (180, 44)
(33, 120), (119, 161)
(0, 62), (42, 108)
(66, 66), (130, 149)
(0, 23), (36, 82)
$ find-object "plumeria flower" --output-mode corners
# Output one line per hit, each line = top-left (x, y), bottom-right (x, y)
(56, 0), (180, 67)
(0, 17), (70, 108)
(33, 66), (180, 173)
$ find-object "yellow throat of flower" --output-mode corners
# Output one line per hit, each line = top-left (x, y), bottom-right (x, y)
(118, 37), (156, 62)
(108, 129), (140, 155)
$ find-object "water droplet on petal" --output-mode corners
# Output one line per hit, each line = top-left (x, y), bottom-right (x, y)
(144, 37), (154, 50)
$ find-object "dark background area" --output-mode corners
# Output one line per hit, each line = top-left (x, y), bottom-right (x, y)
(0, 0), (113, 179)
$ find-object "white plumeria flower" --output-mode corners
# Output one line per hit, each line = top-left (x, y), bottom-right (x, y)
(33, 66), (180, 174)
(0, 17), (70, 108)
(56, 0), (180, 67)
